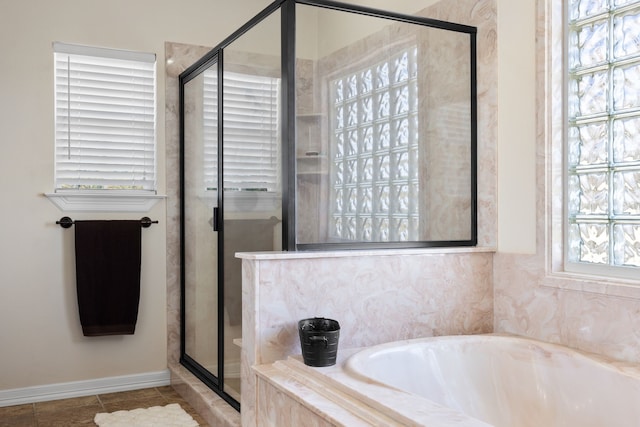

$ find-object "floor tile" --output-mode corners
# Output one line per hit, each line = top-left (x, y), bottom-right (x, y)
(0, 387), (210, 426)
(98, 387), (162, 404)
(0, 404), (36, 427)
(34, 395), (101, 414)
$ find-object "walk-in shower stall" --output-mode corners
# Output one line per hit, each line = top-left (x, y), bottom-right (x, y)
(179, 0), (477, 410)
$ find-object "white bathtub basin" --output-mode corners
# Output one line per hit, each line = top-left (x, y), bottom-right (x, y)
(345, 334), (640, 427)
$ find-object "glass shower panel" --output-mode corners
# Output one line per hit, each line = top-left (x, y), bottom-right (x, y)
(221, 10), (282, 400)
(183, 63), (219, 374)
(295, 4), (473, 245)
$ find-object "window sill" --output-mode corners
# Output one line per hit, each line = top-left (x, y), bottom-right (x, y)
(198, 190), (281, 213)
(541, 271), (640, 300)
(44, 191), (166, 212)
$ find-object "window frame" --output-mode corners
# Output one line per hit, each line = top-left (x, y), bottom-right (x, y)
(563, 1), (640, 280)
(45, 42), (163, 212)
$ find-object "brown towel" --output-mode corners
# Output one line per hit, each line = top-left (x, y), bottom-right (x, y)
(74, 220), (141, 336)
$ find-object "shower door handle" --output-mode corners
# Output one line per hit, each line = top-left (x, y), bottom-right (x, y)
(213, 207), (219, 232)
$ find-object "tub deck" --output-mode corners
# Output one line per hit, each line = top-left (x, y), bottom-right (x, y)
(253, 334), (640, 427)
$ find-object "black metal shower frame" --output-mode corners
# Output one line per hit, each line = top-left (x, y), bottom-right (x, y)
(179, 0), (478, 411)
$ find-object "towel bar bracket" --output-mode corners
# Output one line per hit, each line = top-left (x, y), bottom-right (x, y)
(56, 216), (158, 228)
(57, 216), (74, 228)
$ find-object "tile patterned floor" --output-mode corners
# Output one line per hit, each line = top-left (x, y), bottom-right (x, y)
(0, 386), (209, 426)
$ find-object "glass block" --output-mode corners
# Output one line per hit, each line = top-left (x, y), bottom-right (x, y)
(409, 47), (418, 78)
(334, 79), (344, 104)
(346, 216), (357, 240)
(346, 74), (358, 99)
(409, 147), (419, 179)
(334, 188), (343, 211)
(376, 123), (390, 149)
(334, 132), (344, 158)
(335, 106), (344, 129)
(361, 96), (373, 123)
(568, 0), (608, 21)
(346, 159), (358, 183)
(375, 217), (390, 241)
(347, 188), (358, 212)
(376, 91), (390, 119)
(360, 156), (373, 181)
(613, 171), (640, 215)
(376, 63), (389, 88)
(347, 101), (358, 127)
(393, 86), (410, 115)
(360, 69), (373, 94)
(614, 9), (640, 59)
(614, 224), (640, 267)
(347, 130), (358, 155)
(361, 126), (373, 152)
(376, 185), (390, 213)
(393, 151), (409, 179)
(614, 0), (640, 9)
(360, 216), (372, 241)
(613, 63), (640, 111)
(567, 223), (583, 262)
(567, 121), (608, 166)
(334, 161), (343, 184)
(393, 52), (409, 83)
(392, 184), (410, 214)
(568, 19), (608, 69)
(360, 186), (373, 213)
(613, 116), (640, 162)
(577, 222), (610, 264)
(568, 70), (609, 118)
(393, 218), (410, 241)
(333, 217), (343, 238)
(410, 183), (419, 212)
(578, 172), (610, 214)
(393, 118), (410, 147)
(376, 154), (390, 180)
(410, 84), (419, 116)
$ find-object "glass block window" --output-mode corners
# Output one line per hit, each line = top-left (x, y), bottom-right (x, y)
(567, 0), (640, 267)
(330, 47), (419, 241)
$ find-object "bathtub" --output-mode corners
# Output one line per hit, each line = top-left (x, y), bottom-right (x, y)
(344, 334), (640, 427)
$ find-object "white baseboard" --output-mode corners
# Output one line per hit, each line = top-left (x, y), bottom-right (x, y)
(0, 370), (170, 408)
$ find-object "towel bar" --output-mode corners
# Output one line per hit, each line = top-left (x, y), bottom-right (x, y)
(56, 216), (158, 229)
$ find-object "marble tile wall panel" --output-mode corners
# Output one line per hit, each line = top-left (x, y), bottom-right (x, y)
(165, 42), (214, 368)
(241, 249), (494, 426)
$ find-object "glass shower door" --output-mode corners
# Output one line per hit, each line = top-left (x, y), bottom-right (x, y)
(182, 61), (221, 392)
(221, 9), (282, 400)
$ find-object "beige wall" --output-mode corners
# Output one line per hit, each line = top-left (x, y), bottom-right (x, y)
(0, 0), (273, 391)
(496, 0), (537, 253)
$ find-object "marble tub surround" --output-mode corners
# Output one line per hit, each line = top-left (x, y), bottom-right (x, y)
(256, 333), (640, 427)
(254, 349), (490, 427)
(240, 248), (494, 427)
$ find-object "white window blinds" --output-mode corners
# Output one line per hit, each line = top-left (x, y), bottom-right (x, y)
(223, 72), (280, 191)
(53, 42), (157, 192)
